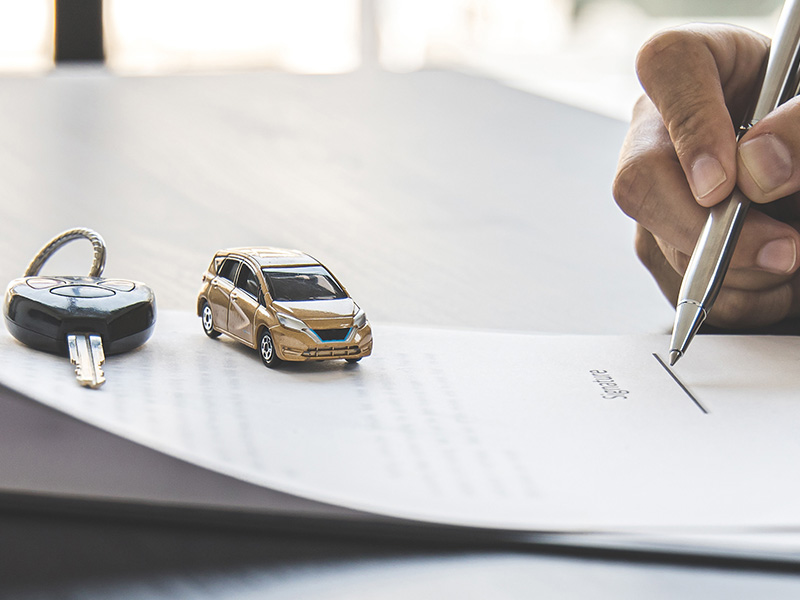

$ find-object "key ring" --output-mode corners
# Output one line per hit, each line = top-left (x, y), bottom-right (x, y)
(23, 227), (107, 278)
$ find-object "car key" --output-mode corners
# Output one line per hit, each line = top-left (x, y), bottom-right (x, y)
(3, 228), (156, 388)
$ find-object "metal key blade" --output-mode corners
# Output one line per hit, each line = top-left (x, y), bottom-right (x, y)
(67, 334), (106, 388)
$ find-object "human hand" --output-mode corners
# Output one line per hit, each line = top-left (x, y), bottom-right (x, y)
(613, 24), (800, 328)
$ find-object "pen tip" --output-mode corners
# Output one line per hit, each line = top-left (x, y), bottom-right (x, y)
(669, 350), (681, 367)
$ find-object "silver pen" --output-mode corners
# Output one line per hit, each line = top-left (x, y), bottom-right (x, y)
(669, 0), (800, 366)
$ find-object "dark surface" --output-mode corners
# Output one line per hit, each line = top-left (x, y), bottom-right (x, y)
(55, 0), (104, 63)
(4, 513), (800, 600)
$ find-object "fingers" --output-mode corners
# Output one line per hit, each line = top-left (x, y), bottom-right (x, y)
(652, 210), (800, 291)
(635, 225), (800, 328)
(639, 26), (800, 208)
(635, 226), (682, 304)
(623, 24), (800, 329)
(636, 25), (769, 207)
(703, 278), (796, 329)
(614, 96), (800, 278)
(615, 96), (710, 250)
(738, 96), (800, 203)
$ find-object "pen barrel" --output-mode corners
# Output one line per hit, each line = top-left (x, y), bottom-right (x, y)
(753, 0), (800, 120)
(671, 0), (800, 361)
(678, 189), (750, 308)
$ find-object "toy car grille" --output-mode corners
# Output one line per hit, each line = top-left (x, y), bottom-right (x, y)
(312, 328), (352, 342)
(303, 345), (360, 357)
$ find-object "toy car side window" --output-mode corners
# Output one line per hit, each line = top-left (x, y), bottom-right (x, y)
(213, 256), (225, 274)
(236, 263), (260, 299)
(217, 258), (240, 282)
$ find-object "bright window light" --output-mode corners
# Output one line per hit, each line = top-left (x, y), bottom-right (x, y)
(378, 0), (571, 72)
(105, 0), (361, 74)
(376, 0), (782, 119)
(0, 0), (52, 73)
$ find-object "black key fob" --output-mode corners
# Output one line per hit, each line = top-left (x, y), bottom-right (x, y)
(3, 276), (156, 356)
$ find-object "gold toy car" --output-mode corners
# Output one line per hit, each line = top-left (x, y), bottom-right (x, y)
(197, 247), (372, 367)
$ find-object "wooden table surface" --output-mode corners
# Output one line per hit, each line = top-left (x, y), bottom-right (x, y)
(2, 66), (797, 599)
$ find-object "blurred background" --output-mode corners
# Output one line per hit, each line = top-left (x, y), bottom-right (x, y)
(0, 0), (784, 120)
(0, 0), (787, 330)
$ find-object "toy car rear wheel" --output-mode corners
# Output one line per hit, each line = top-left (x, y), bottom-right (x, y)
(201, 301), (221, 338)
(259, 329), (280, 368)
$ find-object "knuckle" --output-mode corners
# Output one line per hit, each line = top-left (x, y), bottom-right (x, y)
(613, 154), (663, 221)
(612, 162), (640, 218)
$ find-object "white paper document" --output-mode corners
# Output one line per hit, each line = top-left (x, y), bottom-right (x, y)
(1, 311), (799, 532)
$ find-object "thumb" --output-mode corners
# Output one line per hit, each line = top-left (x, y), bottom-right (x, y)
(737, 96), (800, 204)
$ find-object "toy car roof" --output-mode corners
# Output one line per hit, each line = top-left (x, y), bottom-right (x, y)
(219, 247), (320, 267)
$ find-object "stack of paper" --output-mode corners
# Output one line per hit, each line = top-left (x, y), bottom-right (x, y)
(1, 311), (800, 559)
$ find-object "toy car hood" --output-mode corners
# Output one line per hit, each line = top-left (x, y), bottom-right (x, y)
(271, 298), (357, 321)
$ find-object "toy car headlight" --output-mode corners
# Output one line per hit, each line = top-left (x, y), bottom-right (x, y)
(353, 307), (367, 329)
(277, 312), (308, 332)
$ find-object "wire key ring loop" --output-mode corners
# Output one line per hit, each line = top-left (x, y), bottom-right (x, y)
(24, 227), (107, 278)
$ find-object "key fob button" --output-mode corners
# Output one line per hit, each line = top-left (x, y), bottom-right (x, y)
(26, 277), (65, 289)
(100, 279), (136, 292)
(50, 285), (116, 298)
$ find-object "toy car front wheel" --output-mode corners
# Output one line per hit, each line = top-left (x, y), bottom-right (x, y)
(201, 301), (221, 338)
(259, 329), (281, 368)
(345, 357), (361, 364)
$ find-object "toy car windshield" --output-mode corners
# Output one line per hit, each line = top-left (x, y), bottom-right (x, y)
(262, 266), (348, 302)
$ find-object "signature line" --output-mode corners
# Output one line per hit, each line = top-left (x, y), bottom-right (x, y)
(652, 353), (708, 414)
